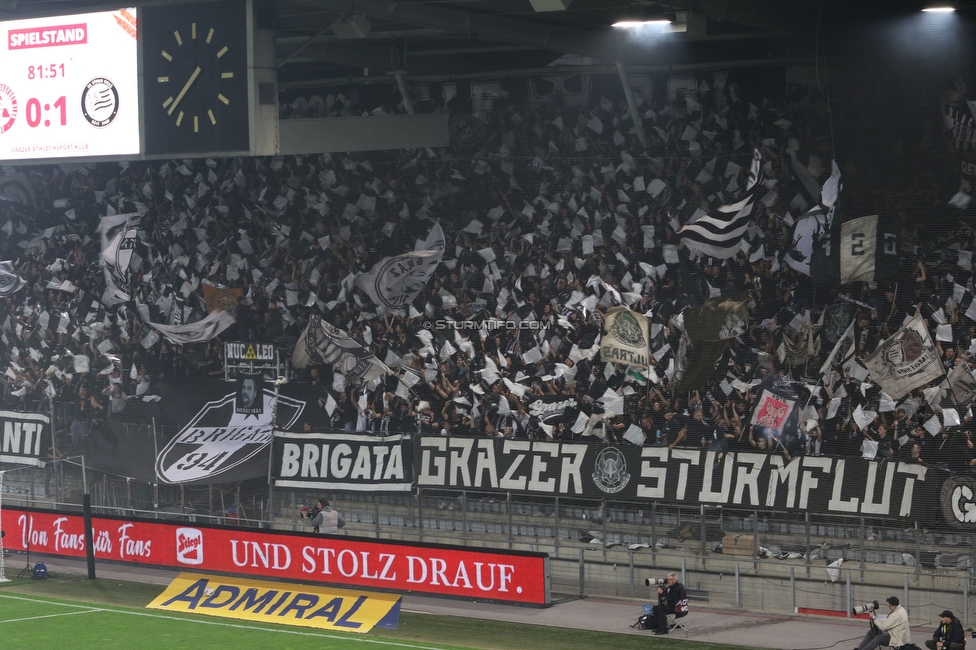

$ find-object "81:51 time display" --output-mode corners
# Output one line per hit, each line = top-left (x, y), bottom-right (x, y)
(28, 64), (65, 79)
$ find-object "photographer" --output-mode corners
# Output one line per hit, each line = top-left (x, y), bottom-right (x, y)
(855, 596), (911, 650)
(303, 498), (345, 535)
(649, 572), (688, 635)
(925, 610), (965, 650)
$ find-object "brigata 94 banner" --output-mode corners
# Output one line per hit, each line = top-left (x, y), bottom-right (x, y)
(1, 507), (550, 605)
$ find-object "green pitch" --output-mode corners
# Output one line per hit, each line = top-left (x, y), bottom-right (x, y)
(0, 575), (741, 650)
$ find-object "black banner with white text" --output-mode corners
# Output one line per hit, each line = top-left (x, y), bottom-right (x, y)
(415, 438), (939, 523)
(0, 410), (48, 466)
(274, 432), (413, 492)
(80, 379), (336, 485)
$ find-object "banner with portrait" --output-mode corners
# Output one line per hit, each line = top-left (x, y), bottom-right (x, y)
(236, 371), (264, 416)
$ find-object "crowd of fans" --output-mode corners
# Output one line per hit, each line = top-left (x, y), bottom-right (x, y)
(1, 67), (975, 477)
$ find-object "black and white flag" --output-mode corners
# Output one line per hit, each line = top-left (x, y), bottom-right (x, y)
(785, 161), (842, 276)
(819, 320), (855, 374)
(0, 261), (26, 297)
(354, 223), (445, 311)
(236, 371), (265, 416)
(274, 432), (413, 492)
(0, 410), (48, 467)
(99, 212), (141, 306)
(679, 149), (762, 259)
(947, 102), (976, 152)
(292, 316), (391, 382)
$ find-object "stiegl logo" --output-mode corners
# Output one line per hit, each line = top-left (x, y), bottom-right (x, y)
(176, 527), (204, 565)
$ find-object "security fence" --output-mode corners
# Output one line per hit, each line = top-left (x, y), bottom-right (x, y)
(2, 456), (974, 623)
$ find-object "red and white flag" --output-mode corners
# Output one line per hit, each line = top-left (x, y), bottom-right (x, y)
(750, 390), (797, 435)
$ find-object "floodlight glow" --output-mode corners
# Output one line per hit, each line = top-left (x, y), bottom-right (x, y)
(921, 6), (955, 11)
(612, 19), (672, 27)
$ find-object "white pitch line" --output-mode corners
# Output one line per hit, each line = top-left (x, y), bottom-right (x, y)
(0, 593), (97, 609)
(0, 608), (103, 624)
(111, 609), (455, 650)
(0, 593), (459, 650)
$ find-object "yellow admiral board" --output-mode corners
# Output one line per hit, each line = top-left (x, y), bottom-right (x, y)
(147, 572), (402, 633)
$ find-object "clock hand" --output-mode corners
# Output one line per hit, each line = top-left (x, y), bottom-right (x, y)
(167, 66), (202, 115)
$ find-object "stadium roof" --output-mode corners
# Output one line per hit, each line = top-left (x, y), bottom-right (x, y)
(2, 1), (973, 91)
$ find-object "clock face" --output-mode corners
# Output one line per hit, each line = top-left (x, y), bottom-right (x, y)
(142, 1), (249, 156)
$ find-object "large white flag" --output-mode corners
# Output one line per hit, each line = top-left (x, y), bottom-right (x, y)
(355, 223), (445, 310)
(146, 309), (236, 345)
(600, 306), (649, 370)
(862, 312), (943, 399)
(840, 215), (877, 284)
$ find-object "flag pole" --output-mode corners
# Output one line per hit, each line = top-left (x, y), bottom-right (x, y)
(881, 282), (898, 337)
(798, 375), (824, 419)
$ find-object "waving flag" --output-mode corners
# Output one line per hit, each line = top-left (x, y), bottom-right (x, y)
(147, 309), (236, 345)
(0, 261), (25, 297)
(99, 212), (141, 305)
(679, 149), (762, 259)
(819, 320), (855, 375)
(785, 161), (842, 276)
(675, 296), (750, 389)
(862, 311), (942, 400)
(292, 317), (391, 382)
(355, 222), (445, 311)
(600, 306), (649, 370)
(750, 390), (796, 435)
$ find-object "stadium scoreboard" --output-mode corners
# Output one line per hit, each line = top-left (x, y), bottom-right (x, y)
(0, 0), (277, 164)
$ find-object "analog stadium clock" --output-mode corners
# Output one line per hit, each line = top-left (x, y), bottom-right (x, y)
(142, 1), (250, 155)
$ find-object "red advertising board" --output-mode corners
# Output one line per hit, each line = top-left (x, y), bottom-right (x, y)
(1, 507), (550, 605)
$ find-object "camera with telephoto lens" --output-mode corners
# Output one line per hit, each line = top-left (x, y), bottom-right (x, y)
(300, 505), (321, 521)
(645, 578), (667, 587)
(852, 600), (879, 616)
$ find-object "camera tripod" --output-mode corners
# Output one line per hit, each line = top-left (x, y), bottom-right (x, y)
(15, 535), (34, 580)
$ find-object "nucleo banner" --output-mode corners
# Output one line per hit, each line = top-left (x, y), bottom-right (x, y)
(2, 507), (551, 605)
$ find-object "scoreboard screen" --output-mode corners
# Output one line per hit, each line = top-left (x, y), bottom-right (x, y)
(0, 9), (139, 160)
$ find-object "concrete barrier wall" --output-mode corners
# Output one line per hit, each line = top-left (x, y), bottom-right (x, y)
(303, 493), (975, 626)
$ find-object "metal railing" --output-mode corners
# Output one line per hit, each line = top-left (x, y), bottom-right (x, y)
(3, 415), (976, 622)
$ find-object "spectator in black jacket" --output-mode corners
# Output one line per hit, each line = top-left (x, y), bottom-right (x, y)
(650, 572), (689, 635)
(926, 609), (965, 650)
